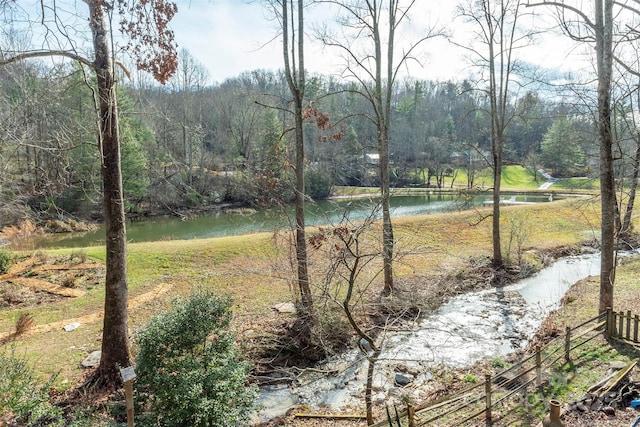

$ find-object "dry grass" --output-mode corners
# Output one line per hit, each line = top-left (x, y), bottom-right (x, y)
(550, 254), (640, 328)
(0, 197), (612, 391)
(0, 219), (39, 241)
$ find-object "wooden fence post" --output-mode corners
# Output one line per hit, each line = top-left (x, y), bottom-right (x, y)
(619, 311), (624, 339)
(626, 310), (632, 340)
(119, 366), (136, 427)
(485, 374), (492, 427)
(564, 326), (571, 364)
(536, 346), (542, 390)
(634, 315), (639, 343)
(606, 307), (613, 338)
(408, 404), (415, 427)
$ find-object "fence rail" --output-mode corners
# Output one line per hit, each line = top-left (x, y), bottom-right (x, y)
(379, 308), (638, 427)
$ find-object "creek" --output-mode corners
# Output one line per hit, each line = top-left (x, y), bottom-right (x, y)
(11, 191), (580, 420)
(17, 193), (553, 249)
(253, 252), (602, 422)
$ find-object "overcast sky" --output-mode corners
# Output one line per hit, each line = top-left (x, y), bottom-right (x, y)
(170, 1), (583, 85)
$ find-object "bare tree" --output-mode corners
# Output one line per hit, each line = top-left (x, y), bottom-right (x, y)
(212, 74), (264, 173)
(611, 29), (640, 240)
(595, 0), (616, 313)
(282, 0), (314, 321)
(171, 49), (209, 188)
(617, 82), (640, 235)
(457, 0), (535, 269)
(262, 0), (315, 337)
(0, 0), (177, 386)
(525, 0), (622, 311)
(88, 0), (133, 386)
(319, 0), (438, 295)
(310, 207), (383, 425)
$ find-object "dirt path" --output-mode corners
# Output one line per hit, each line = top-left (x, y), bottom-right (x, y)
(6, 277), (86, 298)
(0, 282), (173, 341)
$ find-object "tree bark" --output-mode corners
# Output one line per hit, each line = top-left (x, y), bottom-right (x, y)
(487, 0), (512, 270)
(365, 349), (381, 425)
(461, 0), (522, 270)
(282, 0), (313, 318)
(621, 139), (640, 234)
(380, 2), (394, 295)
(491, 138), (503, 268)
(89, 1), (130, 385)
(595, 0), (616, 312)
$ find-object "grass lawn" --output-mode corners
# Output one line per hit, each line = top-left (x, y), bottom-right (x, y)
(4, 175), (640, 426)
(333, 165), (565, 194)
(0, 196), (609, 386)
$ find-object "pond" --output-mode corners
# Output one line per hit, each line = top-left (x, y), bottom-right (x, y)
(17, 193), (555, 250)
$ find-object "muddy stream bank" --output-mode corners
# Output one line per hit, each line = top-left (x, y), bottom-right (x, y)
(253, 252), (603, 423)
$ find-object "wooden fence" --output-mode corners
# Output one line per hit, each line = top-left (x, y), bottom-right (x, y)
(606, 308), (640, 344)
(377, 308), (639, 427)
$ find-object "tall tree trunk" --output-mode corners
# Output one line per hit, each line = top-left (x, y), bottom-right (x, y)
(282, 0), (313, 318)
(294, 94), (312, 315)
(488, 0), (503, 269)
(492, 136), (503, 268)
(380, 123), (394, 295)
(596, 0), (616, 312)
(380, 2), (394, 295)
(89, 1), (130, 385)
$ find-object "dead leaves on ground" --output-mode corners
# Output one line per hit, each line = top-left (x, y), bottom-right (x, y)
(0, 255), (103, 303)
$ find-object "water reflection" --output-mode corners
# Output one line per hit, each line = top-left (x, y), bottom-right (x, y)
(17, 193), (555, 250)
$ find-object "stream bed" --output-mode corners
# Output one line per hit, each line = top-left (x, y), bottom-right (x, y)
(253, 252), (602, 422)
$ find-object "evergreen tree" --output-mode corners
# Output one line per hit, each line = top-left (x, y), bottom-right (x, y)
(541, 116), (586, 177)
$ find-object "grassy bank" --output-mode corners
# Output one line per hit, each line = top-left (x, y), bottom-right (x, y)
(1, 196), (605, 385)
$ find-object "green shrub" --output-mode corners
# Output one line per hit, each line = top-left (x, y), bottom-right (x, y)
(306, 168), (333, 199)
(492, 359), (506, 368)
(184, 188), (202, 207)
(463, 373), (478, 383)
(0, 248), (13, 274)
(0, 347), (64, 426)
(135, 290), (257, 427)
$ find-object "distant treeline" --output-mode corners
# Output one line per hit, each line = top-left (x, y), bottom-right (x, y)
(0, 57), (621, 227)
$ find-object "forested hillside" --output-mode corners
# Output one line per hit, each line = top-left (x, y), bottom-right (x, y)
(0, 58), (607, 227)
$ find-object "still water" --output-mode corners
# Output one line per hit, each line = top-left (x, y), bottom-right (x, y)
(21, 193), (553, 249)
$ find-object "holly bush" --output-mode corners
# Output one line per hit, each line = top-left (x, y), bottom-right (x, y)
(134, 290), (257, 426)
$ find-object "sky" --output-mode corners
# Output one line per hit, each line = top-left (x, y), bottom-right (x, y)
(0, 1), (590, 86)
(170, 1), (587, 85)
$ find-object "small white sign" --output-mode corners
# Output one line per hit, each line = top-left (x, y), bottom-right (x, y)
(120, 366), (136, 383)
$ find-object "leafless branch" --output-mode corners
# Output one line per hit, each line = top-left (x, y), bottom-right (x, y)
(0, 50), (93, 67)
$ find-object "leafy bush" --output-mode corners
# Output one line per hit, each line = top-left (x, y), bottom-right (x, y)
(463, 373), (478, 383)
(135, 290), (257, 427)
(306, 168), (333, 199)
(492, 359), (506, 368)
(0, 248), (13, 274)
(0, 347), (64, 426)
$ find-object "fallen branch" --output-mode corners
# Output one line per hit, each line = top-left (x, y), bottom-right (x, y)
(294, 413), (367, 420)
